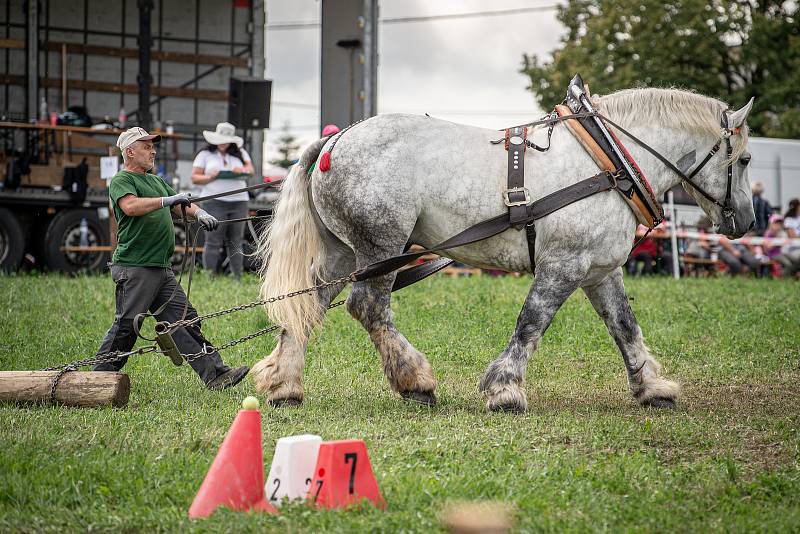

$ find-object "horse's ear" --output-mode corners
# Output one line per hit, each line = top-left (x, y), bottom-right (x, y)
(729, 97), (755, 129)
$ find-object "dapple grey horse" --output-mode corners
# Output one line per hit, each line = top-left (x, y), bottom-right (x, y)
(253, 87), (755, 412)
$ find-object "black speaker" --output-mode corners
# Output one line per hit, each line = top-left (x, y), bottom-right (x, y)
(228, 76), (272, 129)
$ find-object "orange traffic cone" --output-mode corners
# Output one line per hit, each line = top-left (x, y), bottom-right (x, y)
(307, 439), (385, 509)
(188, 397), (278, 518)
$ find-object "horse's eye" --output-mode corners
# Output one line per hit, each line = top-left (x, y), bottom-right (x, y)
(739, 155), (751, 166)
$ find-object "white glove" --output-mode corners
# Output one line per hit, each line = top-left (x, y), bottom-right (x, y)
(196, 209), (219, 231)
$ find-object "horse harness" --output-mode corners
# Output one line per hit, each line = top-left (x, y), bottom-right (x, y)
(44, 81), (742, 386)
(356, 74), (742, 288)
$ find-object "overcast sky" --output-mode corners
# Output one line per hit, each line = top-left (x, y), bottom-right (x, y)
(263, 1), (565, 161)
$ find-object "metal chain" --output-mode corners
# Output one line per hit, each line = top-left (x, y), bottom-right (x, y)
(44, 345), (159, 372)
(49, 365), (75, 403)
(178, 299), (347, 363)
(163, 275), (352, 332)
(45, 345), (159, 403)
(41, 287), (350, 386)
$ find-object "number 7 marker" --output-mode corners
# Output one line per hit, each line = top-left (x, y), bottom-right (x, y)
(307, 439), (385, 509)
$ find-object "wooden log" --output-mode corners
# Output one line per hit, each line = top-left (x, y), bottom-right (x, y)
(0, 371), (130, 408)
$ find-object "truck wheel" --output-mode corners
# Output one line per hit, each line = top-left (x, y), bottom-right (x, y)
(44, 209), (110, 273)
(0, 208), (25, 272)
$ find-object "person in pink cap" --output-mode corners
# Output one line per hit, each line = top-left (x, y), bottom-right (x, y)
(764, 213), (800, 277)
(321, 124), (340, 137)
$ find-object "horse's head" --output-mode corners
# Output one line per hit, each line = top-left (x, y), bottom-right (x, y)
(682, 98), (756, 239)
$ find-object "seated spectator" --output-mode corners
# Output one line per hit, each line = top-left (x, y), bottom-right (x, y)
(785, 199), (800, 236)
(718, 234), (761, 276)
(783, 198), (800, 270)
(683, 217), (717, 275)
(685, 217), (713, 260)
(763, 214), (800, 278)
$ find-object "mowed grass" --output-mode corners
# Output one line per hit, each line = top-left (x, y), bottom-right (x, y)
(0, 272), (798, 533)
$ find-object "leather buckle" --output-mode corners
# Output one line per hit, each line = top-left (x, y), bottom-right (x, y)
(503, 187), (530, 207)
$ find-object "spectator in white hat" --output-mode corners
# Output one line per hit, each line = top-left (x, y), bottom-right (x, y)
(191, 122), (255, 279)
(92, 127), (249, 390)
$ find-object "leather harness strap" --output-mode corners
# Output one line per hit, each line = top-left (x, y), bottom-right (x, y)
(355, 171), (617, 284)
(505, 126), (530, 229)
(392, 257), (454, 292)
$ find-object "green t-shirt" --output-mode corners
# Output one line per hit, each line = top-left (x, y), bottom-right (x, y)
(109, 170), (176, 267)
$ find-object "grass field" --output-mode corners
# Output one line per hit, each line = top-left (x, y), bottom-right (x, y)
(1, 272), (798, 533)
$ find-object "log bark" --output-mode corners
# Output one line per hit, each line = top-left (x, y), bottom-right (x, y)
(0, 371), (130, 408)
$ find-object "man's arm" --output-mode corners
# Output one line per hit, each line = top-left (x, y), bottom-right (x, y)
(119, 192), (191, 217)
(118, 194), (166, 216)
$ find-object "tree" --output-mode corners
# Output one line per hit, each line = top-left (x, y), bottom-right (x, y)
(521, 0), (799, 138)
(270, 122), (300, 169)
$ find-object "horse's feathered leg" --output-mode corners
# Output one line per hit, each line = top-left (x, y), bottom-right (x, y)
(347, 273), (438, 406)
(252, 237), (355, 405)
(582, 268), (680, 408)
(480, 264), (585, 412)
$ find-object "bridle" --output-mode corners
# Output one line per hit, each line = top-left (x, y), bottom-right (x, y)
(599, 111), (740, 225)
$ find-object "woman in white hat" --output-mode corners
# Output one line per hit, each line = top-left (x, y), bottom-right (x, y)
(191, 122), (255, 278)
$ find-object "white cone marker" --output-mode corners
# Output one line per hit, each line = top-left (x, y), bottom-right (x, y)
(265, 434), (323, 506)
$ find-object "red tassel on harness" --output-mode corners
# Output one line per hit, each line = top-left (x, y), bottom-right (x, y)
(319, 151), (331, 172)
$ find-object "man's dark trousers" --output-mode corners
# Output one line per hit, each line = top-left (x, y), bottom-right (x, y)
(93, 265), (230, 384)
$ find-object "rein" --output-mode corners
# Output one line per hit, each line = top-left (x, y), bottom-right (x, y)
(188, 179), (283, 203)
(596, 114), (736, 218)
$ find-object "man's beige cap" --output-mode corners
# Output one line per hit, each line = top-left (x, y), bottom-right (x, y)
(116, 127), (161, 151)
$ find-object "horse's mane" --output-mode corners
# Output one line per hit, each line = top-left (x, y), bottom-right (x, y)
(595, 87), (748, 163)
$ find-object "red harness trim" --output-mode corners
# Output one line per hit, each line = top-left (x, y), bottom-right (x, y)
(605, 127), (662, 216)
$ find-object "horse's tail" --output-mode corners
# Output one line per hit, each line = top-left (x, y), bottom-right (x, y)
(257, 138), (328, 344)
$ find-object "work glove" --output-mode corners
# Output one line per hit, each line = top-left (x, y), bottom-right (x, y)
(196, 209), (219, 231)
(161, 192), (192, 208)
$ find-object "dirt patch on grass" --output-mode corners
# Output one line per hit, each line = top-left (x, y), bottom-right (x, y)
(520, 375), (800, 472)
(682, 376), (800, 416)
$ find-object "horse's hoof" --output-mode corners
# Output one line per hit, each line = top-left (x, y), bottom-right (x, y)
(487, 400), (527, 414)
(642, 396), (676, 409)
(484, 382), (527, 413)
(401, 390), (437, 407)
(268, 397), (303, 408)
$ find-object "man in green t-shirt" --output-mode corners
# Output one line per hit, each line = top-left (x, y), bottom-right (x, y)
(93, 127), (248, 390)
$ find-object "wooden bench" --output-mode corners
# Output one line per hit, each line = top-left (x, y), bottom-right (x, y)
(681, 255), (783, 277)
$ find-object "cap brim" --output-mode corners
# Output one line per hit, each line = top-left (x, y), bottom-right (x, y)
(141, 134), (161, 143)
